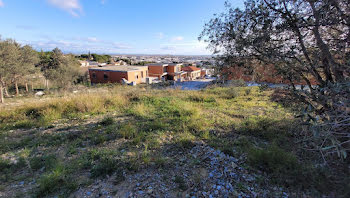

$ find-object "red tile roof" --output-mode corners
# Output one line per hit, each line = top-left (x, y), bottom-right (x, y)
(182, 66), (201, 72)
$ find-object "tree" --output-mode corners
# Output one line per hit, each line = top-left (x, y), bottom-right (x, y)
(0, 38), (20, 103)
(38, 48), (82, 88)
(10, 45), (38, 95)
(200, 0), (349, 159)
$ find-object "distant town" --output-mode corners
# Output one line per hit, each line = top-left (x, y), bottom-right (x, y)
(77, 53), (216, 86)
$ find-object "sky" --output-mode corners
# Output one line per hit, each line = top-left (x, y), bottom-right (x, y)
(0, 0), (244, 55)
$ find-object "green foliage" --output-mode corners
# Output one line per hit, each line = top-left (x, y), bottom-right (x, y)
(30, 154), (57, 171)
(238, 116), (292, 144)
(0, 85), (343, 197)
(38, 48), (82, 88)
(248, 145), (300, 178)
(91, 54), (111, 63)
(79, 149), (125, 179)
(247, 145), (332, 192)
(224, 88), (239, 99)
(99, 116), (115, 126)
(0, 93), (127, 130)
(119, 122), (137, 139)
(36, 165), (77, 197)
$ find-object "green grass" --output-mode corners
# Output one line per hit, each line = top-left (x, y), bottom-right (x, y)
(0, 85), (342, 197)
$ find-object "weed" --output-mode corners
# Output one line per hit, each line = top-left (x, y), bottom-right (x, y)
(244, 88), (252, 96)
(36, 165), (77, 197)
(119, 122), (137, 139)
(30, 154), (57, 171)
(225, 88), (239, 99)
(99, 116), (115, 126)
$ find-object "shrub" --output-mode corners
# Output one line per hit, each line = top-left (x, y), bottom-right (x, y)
(119, 122), (137, 139)
(225, 88), (239, 99)
(248, 145), (302, 185)
(99, 116), (114, 126)
(36, 166), (77, 197)
(30, 154), (57, 171)
(244, 88), (252, 96)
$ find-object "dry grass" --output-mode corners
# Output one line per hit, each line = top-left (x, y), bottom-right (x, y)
(0, 85), (341, 197)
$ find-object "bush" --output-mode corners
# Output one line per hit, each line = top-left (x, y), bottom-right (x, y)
(119, 123), (137, 139)
(99, 116), (114, 126)
(225, 88), (239, 99)
(248, 145), (304, 185)
(36, 166), (77, 197)
(30, 154), (57, 171)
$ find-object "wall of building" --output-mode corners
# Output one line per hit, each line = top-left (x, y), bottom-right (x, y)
(89, 70), (128, 84)
(167, 65), (181, 74)
(148, 66), (165, 76)
(127, 69), (148, 84)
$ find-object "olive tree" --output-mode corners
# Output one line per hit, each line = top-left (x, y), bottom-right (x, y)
(38, 48), (82, 89)
(200, 0), (350, 159)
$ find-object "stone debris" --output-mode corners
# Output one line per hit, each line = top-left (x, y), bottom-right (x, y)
(74, 143), (289, 198)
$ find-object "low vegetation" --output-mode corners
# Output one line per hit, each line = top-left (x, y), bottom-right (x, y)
(0, 85), (348, 197)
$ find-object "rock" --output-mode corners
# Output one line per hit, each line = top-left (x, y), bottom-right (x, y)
(231, 162), (238, 169)
(35, 91), (45, 97)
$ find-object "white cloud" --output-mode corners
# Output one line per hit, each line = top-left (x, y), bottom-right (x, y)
(47, 0), (83, 17)
(101, 0), (106, 5)
(171, 36), (184, 41)
(20, 36), (133, 54)
(159, 40), (210, 55)
(0, 0), (4, 7)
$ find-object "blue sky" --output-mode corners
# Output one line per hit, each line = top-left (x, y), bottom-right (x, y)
(0, 0), (244, 55)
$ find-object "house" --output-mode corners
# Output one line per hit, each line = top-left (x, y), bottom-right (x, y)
(200, 68), (215, 77)
(115, 60), (127, 66)
(147, 63), (169, 80)
(89, 66), (148, 84)
(79, 60), (90, 67)
(88, 61), (99, 67)
(167, 63), (187, 81)
(147, 63), (187, 81)
(182, 66), (201, 80)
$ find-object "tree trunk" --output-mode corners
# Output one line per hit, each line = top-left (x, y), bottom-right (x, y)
(0, 85), (4, 104)
(45, 79), (50, 90)
(4, 86), (9, 97)
(25, 83), (29, 92)
(15, 80), (19, 96)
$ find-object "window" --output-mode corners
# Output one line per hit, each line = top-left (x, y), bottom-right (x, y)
(163, 66), (167, 73)
(92, 73), (97, 79)
(141, 72), (144, 78)
(136, 74), (139, 79)
(104, 74), (108, 80)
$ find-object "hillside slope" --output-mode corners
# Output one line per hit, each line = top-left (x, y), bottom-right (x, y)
(0, 85), (341, 197)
